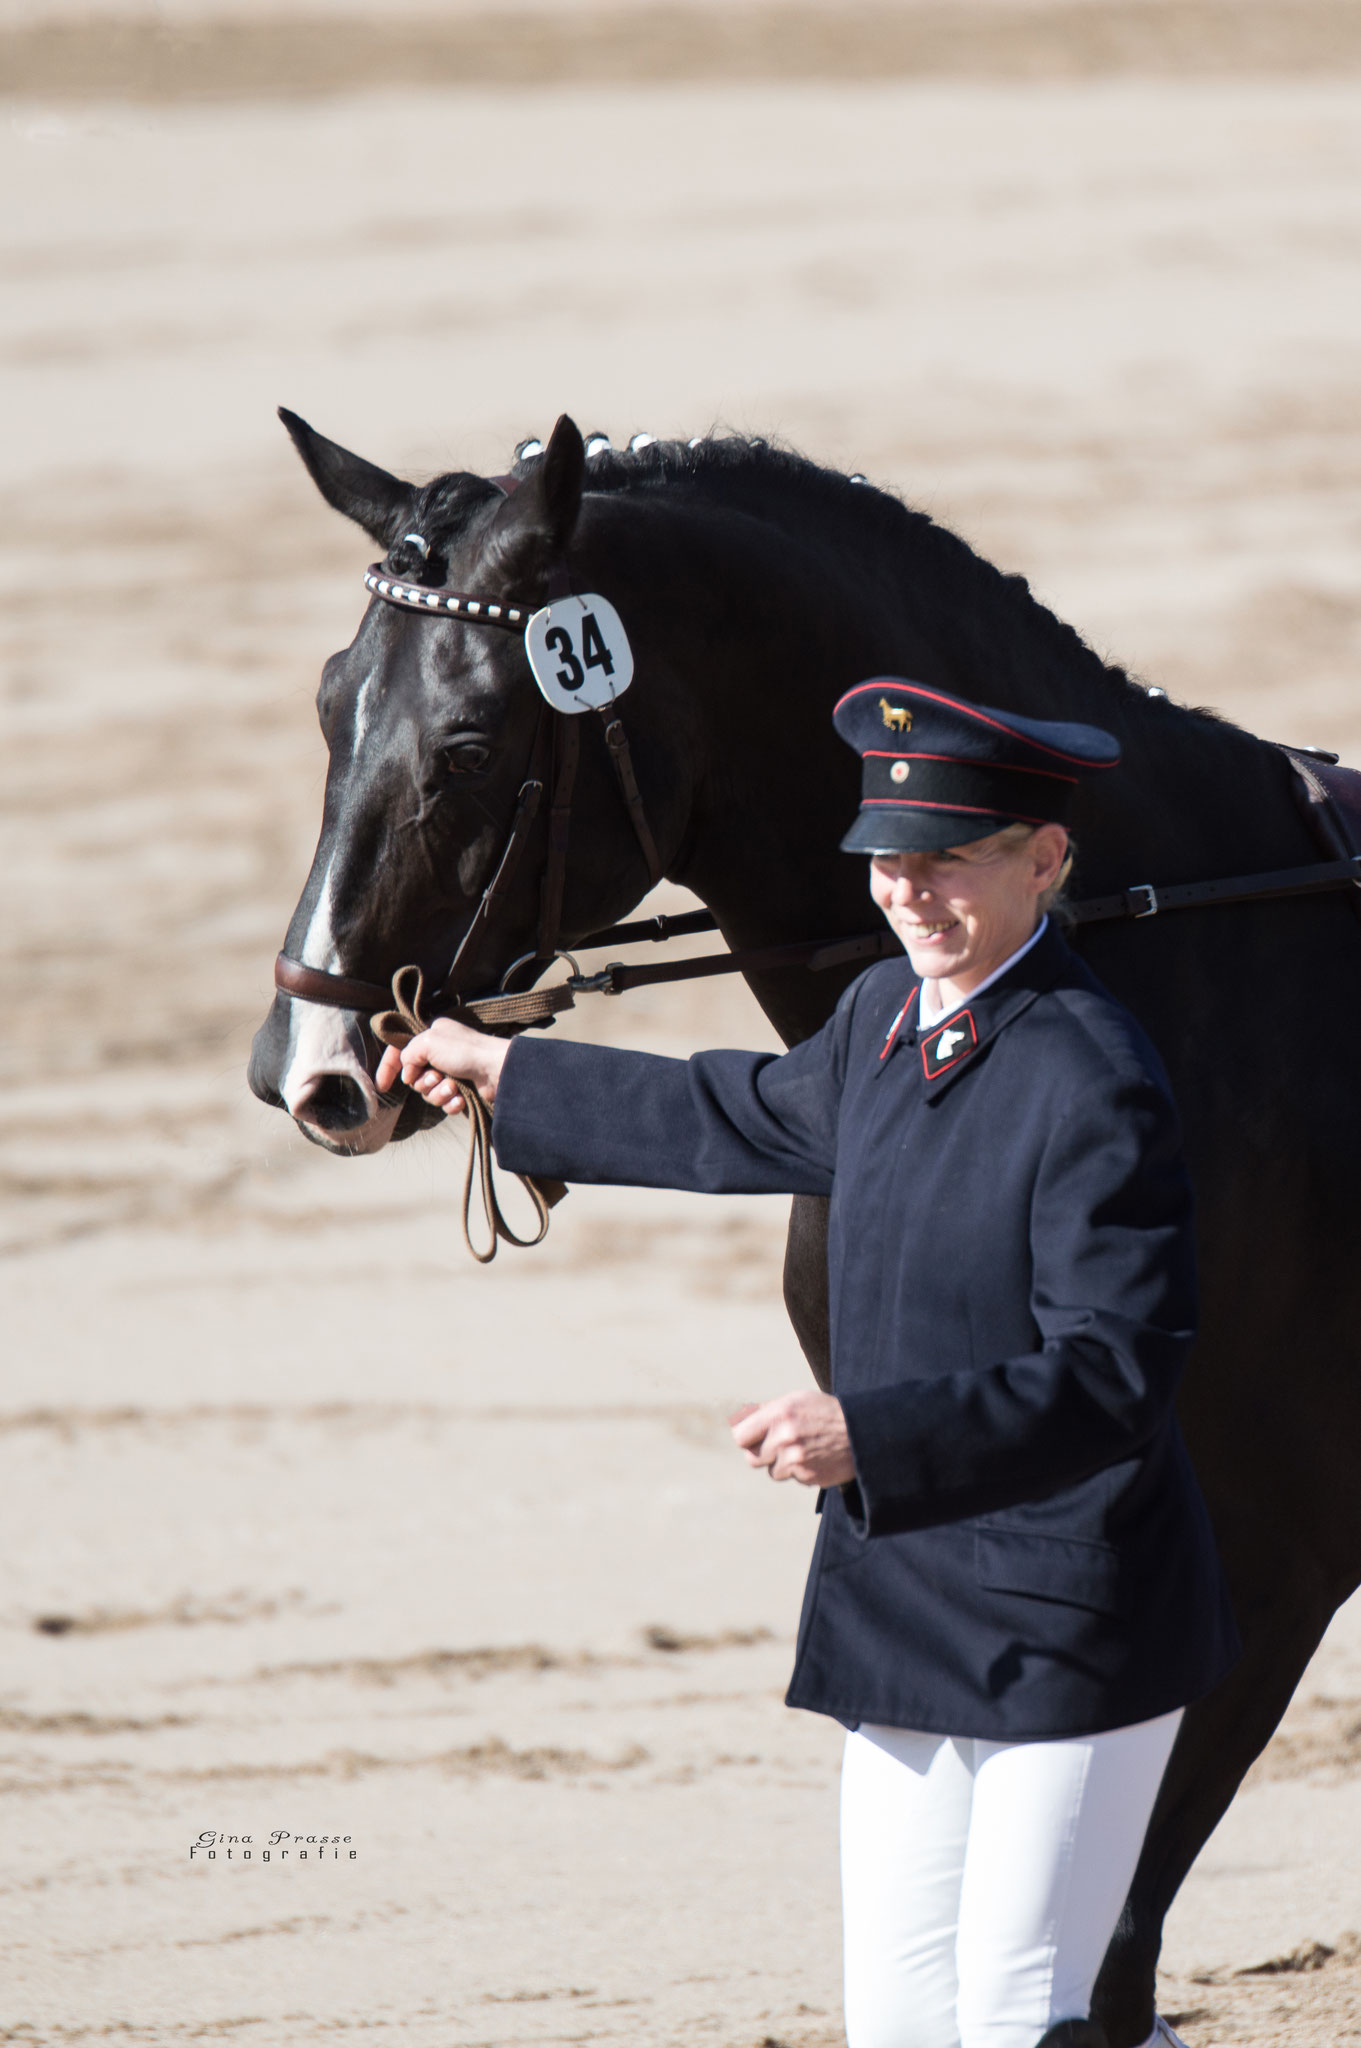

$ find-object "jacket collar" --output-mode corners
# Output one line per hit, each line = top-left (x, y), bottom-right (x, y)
(882, 918), (1073, 1100)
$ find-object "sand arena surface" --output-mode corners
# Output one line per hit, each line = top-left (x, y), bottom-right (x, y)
(4, 9), (1361, 2042)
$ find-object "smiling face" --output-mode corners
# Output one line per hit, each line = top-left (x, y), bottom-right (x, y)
(868, 822), (1070, 996)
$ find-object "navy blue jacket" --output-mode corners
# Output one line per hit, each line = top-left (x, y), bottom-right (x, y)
(492, 921), (1240, 1739)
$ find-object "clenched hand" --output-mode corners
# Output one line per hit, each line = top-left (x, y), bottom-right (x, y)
(374, 1017), (511, 1116)
(730, 1392), (855, 1488)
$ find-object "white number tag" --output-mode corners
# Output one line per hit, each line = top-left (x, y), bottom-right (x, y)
(525, 594), (634, 714)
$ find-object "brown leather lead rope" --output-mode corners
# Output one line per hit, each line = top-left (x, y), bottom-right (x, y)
(370, 964), (566, 1264)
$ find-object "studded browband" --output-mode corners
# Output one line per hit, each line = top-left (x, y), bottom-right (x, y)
(362, 567), (529, 630)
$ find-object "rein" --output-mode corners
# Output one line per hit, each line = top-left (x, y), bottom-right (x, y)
(368, 964), (565, 1265)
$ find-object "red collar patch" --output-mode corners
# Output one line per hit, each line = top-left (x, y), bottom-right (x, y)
(921, 1008), (978, 1080)
(879, 986), (920, 1061)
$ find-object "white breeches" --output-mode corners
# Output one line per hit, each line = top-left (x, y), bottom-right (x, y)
(840, 1709), (1183, 2048)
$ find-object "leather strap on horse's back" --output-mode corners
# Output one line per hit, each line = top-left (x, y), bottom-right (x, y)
(1069, 856), (1361, 926)
(1283, 747), (1361, 931)
(1311, 761), (1361, 850)
(1067, 748), (1361, 929)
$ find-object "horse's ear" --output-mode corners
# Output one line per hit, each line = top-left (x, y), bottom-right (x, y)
(482, 413), (585, 590)
(278, 407), (415, 546)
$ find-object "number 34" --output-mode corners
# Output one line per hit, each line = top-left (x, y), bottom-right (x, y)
(525, 593), (634, 712)
(544, 612), (615, 692)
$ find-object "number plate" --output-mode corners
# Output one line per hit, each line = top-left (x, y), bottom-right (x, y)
(525, 595), (634, 714)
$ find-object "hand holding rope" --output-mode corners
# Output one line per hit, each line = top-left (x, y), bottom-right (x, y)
(370, 964), (566, 1264)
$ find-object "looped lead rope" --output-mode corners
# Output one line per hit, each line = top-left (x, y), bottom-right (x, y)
(370, 964), (566, 1265)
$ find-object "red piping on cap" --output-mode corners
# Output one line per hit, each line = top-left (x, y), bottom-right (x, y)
(834, 680), (1119, 770)
(860, 796), (1053, 826)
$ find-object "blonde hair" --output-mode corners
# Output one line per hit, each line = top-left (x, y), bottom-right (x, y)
(991, 822), (1075, 919)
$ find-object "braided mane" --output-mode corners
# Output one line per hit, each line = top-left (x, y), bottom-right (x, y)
(521, 432), (1163, 724)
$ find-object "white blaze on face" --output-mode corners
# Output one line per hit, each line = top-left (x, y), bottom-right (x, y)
(350, 672), (376, 759)
(279, 854), (400, 1153)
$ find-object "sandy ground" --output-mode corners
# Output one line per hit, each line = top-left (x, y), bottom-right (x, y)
(11, 3), (1361, 100)
(5, 15), (1361, 2044)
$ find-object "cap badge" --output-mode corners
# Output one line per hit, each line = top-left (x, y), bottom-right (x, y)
(889, 760), (910, 784)
(921, 1009), (979, 1080)
(879, 699), (912, 733)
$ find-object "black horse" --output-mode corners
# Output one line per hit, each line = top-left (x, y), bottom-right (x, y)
(248, 411), (1361, 2046)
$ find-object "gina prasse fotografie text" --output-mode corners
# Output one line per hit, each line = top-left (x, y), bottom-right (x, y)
(190, 1832), (356, 1861)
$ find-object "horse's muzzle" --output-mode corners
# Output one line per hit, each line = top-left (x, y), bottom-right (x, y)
(288, 1072), (372, 1133)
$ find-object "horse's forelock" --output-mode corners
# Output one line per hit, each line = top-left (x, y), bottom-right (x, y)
(396, 471), (507, 576)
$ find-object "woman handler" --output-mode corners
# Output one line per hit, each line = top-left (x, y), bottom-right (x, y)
(376, 679), (1239, 2048)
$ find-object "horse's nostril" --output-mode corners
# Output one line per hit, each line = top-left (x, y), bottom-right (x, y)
(296, 1074), (371, 1132)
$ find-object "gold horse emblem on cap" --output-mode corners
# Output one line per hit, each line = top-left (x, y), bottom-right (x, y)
(880, 699), (912, 733)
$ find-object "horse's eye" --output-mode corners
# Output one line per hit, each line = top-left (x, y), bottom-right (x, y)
(444, 741), (490, 776)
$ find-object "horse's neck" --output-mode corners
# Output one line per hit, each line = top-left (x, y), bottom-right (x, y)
(632, 520), (895, 1043)
(603, 479), (1317, 1040)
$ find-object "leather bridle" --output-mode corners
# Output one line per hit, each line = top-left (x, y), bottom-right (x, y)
(274, 474), (665, 1033)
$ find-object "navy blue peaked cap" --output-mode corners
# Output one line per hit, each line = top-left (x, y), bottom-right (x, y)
(832, 678), (1121, 853)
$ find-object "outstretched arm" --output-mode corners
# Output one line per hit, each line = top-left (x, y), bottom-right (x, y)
(378, 977), (868, 1198)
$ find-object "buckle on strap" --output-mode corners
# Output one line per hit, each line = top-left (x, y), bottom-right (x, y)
(1128, 883), (1159, 918)
(569, 961), (625, 996)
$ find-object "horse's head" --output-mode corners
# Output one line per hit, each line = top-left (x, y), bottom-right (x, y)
(248, 411), (680, 1155)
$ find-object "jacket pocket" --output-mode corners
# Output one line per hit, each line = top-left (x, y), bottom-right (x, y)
(974, 1527), (1128, 1618)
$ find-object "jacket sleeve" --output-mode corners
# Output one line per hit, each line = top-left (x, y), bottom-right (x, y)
(490, 983), (862, 1197)
(839, 1058), (1198, 1537)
